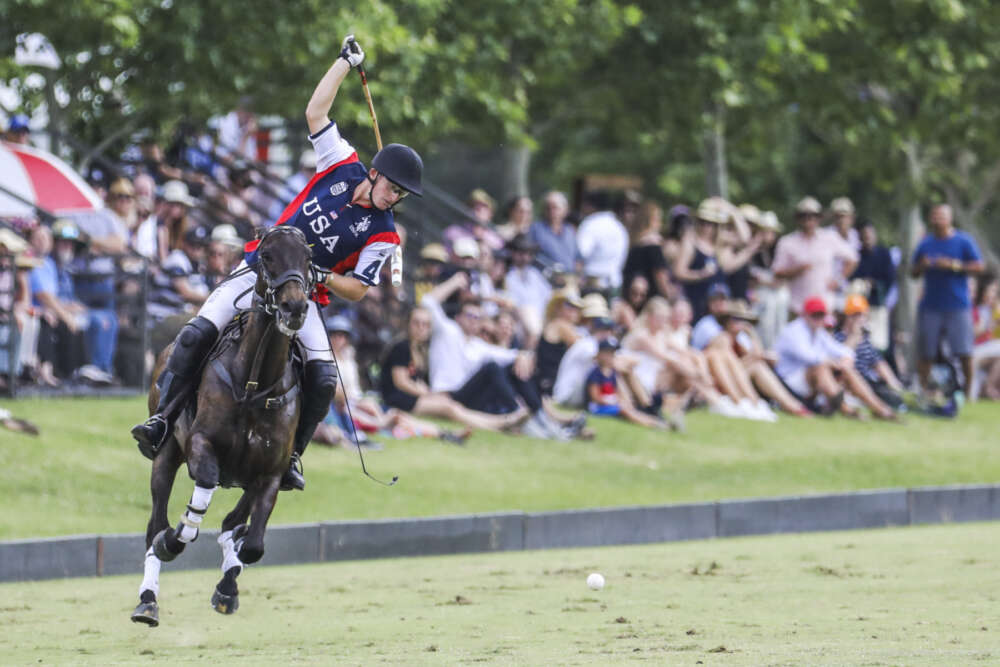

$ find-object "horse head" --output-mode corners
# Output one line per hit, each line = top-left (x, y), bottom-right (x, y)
(253, 225), (314, 336)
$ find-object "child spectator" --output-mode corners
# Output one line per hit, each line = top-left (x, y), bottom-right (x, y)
(586, 338), (667, 428)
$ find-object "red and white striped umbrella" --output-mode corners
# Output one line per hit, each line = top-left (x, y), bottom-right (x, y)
(0, 141), (104, 219)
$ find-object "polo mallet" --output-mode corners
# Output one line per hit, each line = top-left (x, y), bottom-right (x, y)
(348, 37), (403, 287)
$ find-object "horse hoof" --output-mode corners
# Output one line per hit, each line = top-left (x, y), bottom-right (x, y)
(130, 601), (159, 627)
(211, 587), (239, 615)
(152, 528), (184, 562)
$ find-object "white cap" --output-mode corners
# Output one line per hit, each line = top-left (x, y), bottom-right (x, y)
(452, 237), (480, 260)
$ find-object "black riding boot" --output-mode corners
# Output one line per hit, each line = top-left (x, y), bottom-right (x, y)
(281, 360), (338, 491)
(132, 317), (219, 460)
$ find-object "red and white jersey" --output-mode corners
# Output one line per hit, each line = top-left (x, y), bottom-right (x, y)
(246, 122), (398, 286)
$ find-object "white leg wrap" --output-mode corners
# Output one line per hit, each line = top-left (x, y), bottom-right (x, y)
(139, 547), (161, 597)
(178, 485), (215, 543)
(217, 529), (244, 575)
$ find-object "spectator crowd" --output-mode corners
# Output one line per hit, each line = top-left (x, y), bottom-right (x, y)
(1, 110), (997, 446)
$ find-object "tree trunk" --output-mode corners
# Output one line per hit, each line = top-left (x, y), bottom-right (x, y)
(499, 144), (531, 204)
(896, 142), (925, 375)
(703, 104), (728, 199)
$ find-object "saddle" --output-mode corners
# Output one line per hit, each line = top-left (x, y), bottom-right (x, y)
(204, 310), (306, 412)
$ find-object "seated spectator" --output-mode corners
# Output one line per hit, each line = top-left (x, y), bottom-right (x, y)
(28, 223), (88, 384)
(379, 307), (521, 433)
(4, 114), (31, 145)
(421, 271), (565, 439)
(72, 209), (129, 381)
(612, 274), (650, 332)
(970, 273), (1000, 400)
(586, 338), (668, 429)
(530, 190), (577, 272)
(535, 288), (583, 396)
(503, 233), (551, 344)
(624, 295), (746, 420)
(552, 295), (626, 408)
(834, 294), (906, 409)
(443, 188), (504, 253)
(162, 226), (211, 308)
(690, 283), (781, 420)
(722, 300), (811, 416)
(496, 195), (534, 242)
(316, 316), (469, 447)
(667, 297), (694, 348)
(158, 180), (197, 257)
(774, 296), (895, 419)
(209, 224), (245, 273)
(130, 173), (160, 261)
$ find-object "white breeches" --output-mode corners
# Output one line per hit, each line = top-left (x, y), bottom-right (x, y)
(196, 262), (333, 362)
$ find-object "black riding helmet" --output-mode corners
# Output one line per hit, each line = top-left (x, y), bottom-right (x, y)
(371, 143), (423, 197)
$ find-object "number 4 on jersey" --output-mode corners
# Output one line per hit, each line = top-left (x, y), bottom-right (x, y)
(359, 257), (386, 282)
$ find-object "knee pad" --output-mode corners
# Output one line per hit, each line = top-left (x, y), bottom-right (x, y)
(168, 317), (219, 376)
(302, 360), (338, 420)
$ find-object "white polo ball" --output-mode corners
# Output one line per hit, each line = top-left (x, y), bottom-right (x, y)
(586, 572), (605, 590)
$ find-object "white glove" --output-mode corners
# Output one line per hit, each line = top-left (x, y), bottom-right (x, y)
(339, 34), (365, 68)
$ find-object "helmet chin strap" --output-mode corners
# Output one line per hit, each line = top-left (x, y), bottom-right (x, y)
(365, 171), (403, 212)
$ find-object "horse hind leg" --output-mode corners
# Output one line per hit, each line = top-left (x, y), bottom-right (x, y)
(211, 477), (280, 615)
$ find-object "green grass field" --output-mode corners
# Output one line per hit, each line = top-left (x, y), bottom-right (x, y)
(1, 397), (999, 539)
(1, 522), (998, 665)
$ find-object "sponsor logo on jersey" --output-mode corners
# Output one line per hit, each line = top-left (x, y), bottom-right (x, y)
(329, 181), (348, 196)
(350, 215), (372, 237)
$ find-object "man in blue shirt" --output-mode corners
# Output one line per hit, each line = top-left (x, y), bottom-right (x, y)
(910, 204), (984, 395)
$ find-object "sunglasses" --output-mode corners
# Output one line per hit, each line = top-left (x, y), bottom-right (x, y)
(389, 183), (409, 200)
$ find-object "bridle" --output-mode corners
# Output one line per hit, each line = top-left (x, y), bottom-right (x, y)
(253, 225), (316, 334)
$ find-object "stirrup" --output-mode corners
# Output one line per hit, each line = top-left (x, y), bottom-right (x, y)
(280, 453), (305, 491)
(132, 415), (168, 461)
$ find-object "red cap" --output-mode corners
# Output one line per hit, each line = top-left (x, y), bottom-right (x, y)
(802, 296), (828, 316)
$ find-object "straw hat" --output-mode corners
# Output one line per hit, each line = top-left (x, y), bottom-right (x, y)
(696, 196), (732, 224)
(580, 293), (610, 319)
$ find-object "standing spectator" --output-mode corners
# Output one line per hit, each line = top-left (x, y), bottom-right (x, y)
(748, 210), (787, 349)
(771, 196), (858, 314)
(443, 189), (504, 253)
(217, 96), (258, 162)
(623, 200), (674, 300)
(496, 195), (534, 242)
(503, 234), (551, 342)
(576, 191), (629, 291)
(672, 197), (728, 321)
(850, 219), (896, 350)
(662, 204), (694, 270)
(828, 197), (861, 250)
(911, 204), (985, 396)
(774, 296), (895, 419)
(530, 190), (576, 272)
(3, 114), (31, 145)
(722, 204), (766, 302)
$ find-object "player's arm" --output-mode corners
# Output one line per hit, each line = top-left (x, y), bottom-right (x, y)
(305, 36), (365, 135)
(324, 272), (369, 302)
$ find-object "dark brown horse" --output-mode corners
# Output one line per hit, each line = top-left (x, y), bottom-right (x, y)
(131, 225), (314, 626)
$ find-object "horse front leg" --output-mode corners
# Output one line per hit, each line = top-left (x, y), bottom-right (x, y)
(149, 431), (219, 563)
(212, 476), (281, 615)
(131, 438), (182, 627)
